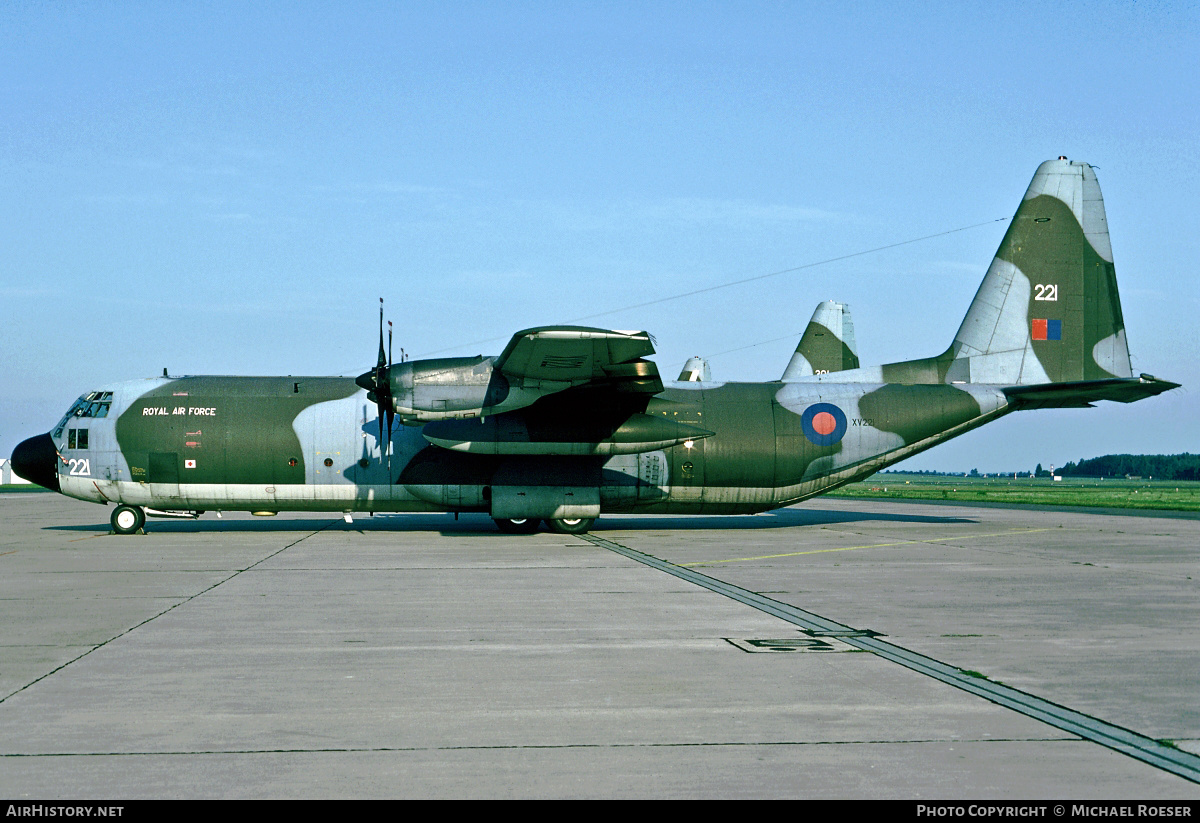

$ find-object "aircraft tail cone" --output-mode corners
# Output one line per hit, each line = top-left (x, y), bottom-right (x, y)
(10, 433), (60, 492)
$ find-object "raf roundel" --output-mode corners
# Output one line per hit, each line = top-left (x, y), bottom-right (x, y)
(801, 403), (848, 447)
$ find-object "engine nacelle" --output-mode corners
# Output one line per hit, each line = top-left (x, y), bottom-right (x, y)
(385, 357), (569, 424)
(360, 326), (663, 424)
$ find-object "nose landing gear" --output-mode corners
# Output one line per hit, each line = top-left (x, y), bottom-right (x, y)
(110, 505), (146, 535)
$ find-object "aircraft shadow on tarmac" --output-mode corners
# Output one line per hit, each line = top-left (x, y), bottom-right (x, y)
(47, 506), (977, 535)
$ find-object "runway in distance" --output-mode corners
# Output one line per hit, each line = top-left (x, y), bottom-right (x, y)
(10, 158), (1179, 535)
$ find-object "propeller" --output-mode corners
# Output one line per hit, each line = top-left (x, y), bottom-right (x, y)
(356, 298), (396, 465)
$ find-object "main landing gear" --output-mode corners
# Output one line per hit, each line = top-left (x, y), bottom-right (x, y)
(546, 517), (595, 535)
(492, 517), (596, 535)
(110, 504), (146, 535)
(493, 517), (541, 534)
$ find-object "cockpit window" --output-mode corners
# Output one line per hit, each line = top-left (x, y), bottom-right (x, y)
(71, 393), (111, 418)
(53, 392), (112, 438)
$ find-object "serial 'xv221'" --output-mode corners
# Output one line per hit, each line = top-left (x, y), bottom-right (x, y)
(10, 159), (1179, 535)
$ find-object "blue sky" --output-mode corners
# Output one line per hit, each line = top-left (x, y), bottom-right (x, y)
(3, 1), (1197, 472)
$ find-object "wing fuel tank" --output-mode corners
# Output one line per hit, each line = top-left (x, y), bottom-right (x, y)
(422, 412), (714, 456)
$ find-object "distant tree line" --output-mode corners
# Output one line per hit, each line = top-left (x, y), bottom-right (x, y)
(884, 454), (1200, 480)
(881, 469), (967, 476)
(1057, 453), (1200, 480)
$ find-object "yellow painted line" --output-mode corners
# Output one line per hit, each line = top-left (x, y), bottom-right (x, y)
(680, 528), (1081, 566)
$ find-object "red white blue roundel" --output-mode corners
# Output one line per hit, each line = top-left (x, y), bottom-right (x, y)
(801, 403), (847, 447)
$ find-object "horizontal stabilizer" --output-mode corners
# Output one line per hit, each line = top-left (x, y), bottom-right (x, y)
(1002, 375), (1179, 410)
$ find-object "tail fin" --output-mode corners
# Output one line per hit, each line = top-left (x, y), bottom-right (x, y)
(677, 356), (712, 382)
(782, 301), (860, 379)
(884, 158), (1133, 385)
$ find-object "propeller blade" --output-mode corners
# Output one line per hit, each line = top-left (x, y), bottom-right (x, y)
(377, 298), (386, 369)
(386, 319), (395, 449)
(354, 299), (396, 471)
(372, 298), (392, 464)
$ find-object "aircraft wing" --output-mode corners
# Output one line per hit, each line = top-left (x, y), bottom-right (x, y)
(493, 326), (663, 393)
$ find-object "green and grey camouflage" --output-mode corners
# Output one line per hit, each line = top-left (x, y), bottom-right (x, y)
(10, 159), (1178, 535)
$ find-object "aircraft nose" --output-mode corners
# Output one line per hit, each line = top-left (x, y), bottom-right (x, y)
(10, 433), (61, 492)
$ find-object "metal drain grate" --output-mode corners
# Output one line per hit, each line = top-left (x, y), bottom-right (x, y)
(725, 636), (860, 653)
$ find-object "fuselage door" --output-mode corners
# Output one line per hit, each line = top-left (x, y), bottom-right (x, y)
(670, 438), (705, 502)
(664, 392), (706, 503)
(148, 451), (181, 500)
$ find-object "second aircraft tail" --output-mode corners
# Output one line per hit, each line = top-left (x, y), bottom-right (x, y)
(782, 301), (860, 379)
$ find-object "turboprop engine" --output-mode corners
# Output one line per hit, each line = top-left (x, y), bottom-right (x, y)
(378, 356), (548, 423)
(357, 325), (665, 425)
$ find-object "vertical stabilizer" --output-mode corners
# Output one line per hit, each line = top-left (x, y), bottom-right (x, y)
(782, 301), (860, 379)
(678, 356), (712, 382)
(951, 158), (1131, 384)
(882, 159), (1132, 386)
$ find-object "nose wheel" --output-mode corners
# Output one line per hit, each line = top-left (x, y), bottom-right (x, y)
(111, 505), (146, 535)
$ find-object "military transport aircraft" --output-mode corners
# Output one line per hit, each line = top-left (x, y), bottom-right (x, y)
(10, 158), (1178, 535)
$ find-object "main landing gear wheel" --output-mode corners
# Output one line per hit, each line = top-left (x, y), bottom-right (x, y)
(547, 517), (595, 535)
(111, 505), (146, 535)
(494, 517), (541, 535)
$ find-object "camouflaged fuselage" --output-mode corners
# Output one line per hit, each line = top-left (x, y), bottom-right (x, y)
(50, 374), (1009, 515)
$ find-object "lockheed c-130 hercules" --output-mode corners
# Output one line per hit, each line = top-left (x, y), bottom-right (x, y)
(10, 158), (1179, 535)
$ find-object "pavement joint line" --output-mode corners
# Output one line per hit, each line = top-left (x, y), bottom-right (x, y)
(0, 520), (340, 706)
(578, 532), (1200, 785)
(0, 736), (1075, 758)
